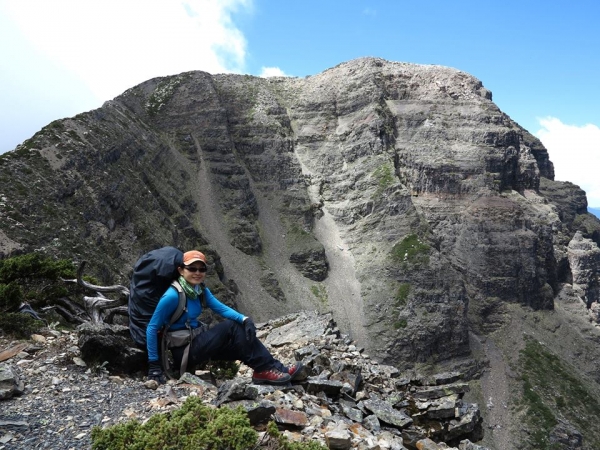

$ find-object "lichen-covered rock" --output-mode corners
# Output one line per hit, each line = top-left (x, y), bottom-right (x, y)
(324, 429), (352, 450)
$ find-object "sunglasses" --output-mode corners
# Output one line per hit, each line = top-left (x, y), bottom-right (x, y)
(183, 265), (207, 273)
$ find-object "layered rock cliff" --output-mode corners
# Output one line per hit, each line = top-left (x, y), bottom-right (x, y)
(2, 57), (600, 367)
(0, 58), (598, 357)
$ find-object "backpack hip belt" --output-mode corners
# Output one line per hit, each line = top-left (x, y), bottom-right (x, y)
(162, 323), (207, 376)
(160, 280), (207, 377)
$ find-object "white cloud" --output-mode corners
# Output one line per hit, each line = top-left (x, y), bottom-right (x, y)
(536, 117), (600, 207)
(3, 0), (252, 101)
(259, 66), (289, 78)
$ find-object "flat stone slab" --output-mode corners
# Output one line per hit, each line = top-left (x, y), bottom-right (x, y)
(264, 311), (335, 347)
(362, 398), (413, 429)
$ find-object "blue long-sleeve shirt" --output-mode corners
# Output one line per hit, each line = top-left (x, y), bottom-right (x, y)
(146, 285), (245, 362)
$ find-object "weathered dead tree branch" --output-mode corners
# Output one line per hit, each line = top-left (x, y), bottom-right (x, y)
(40, 304), (87, 325)
(61, 261), (131, 324)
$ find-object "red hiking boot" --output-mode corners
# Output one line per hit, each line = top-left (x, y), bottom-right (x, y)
(252, 368), (291, 385)
(287, 362), (306, 381)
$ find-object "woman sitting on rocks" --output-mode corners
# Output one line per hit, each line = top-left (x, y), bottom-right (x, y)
(146, 250), (302, 385)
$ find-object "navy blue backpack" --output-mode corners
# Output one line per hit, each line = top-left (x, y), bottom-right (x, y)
(128, 246), (184, 347)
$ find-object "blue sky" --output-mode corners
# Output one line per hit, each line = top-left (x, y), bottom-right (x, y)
(1, 0), (599, 207)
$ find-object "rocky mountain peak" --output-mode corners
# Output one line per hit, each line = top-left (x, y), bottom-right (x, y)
(1, 57), (600, 448)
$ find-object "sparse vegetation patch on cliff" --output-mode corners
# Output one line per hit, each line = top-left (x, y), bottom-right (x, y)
(145, 75), (187, 116)
(395, 282), (410, 307)
(391, 234), (430, 266)
(310, 283), (328, 304)
(372, 162), (395, 198)
(518, 337), (600, 449)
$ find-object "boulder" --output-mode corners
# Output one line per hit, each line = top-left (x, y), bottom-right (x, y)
(77, 323), (146, 374)
(0, 363), (24, 400)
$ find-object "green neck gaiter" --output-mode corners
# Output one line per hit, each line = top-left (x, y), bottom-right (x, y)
(178, 276), (198, 300)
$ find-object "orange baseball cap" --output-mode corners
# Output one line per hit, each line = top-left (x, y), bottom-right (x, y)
(183, 250), (207, 266)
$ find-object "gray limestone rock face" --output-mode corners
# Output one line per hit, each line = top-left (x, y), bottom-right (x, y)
(568, 231), (600, 317)
(289, 246), (328, 281)
(0, 57), (599, 369)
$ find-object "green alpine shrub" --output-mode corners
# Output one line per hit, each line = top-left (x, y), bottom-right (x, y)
(0, 253), (84, 336)
(266, 421), (327, 450)
(0, 312), (43, 338)
(0, 282), (23, 312)
(198, 359), (240, 380)
(91, 396), (257, 450)
(91, 397), (328, 450)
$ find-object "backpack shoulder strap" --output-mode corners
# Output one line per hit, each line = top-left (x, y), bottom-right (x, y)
(168, 280), (207, 324)
(160, 281), (187, 380)
(199, 282), (206, 309)
(168, 280), (187, 329)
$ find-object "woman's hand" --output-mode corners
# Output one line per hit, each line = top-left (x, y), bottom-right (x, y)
(243, 318), (256, 342)
(147, 361), (166, 384)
